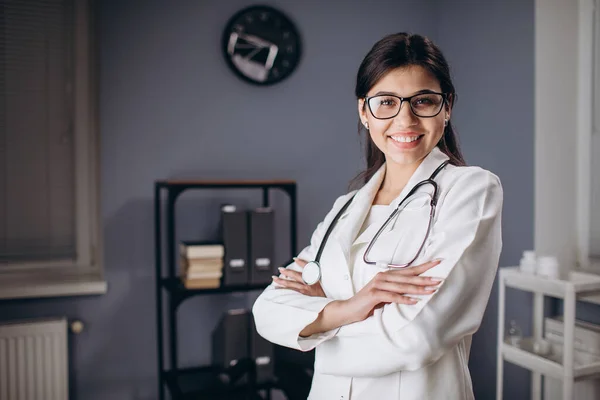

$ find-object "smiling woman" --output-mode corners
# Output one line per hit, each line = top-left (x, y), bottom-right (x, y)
(252, 32), (503, 400)
(359, 66), (450, 171)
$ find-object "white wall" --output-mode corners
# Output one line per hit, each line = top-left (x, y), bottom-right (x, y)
(534, 0), (579, 270)
(592, 0), (600, 258)
(536, 2), (600, 398)
(592, 134), (600, 256)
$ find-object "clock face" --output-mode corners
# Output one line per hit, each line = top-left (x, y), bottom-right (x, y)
(222, 6), (302, 86)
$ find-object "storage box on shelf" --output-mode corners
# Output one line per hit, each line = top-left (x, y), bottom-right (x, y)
(542, 317), (600, 399)
(496, 266), (600, 400)
(154, 179), (297, 400)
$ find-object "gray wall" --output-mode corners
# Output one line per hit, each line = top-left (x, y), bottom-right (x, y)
(434, 1), (535, 398)
(0, 1), (535, 399)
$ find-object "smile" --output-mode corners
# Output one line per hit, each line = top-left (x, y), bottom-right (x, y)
(389, 135), (424, 143)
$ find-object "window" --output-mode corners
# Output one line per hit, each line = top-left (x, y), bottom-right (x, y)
(0, 0), (104, 299)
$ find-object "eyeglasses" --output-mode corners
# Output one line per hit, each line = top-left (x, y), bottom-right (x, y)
(365, 92), (447, 119)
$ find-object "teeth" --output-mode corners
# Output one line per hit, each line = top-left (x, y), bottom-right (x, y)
(390, 135), (421, 143)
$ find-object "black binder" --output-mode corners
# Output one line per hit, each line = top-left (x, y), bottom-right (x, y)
(212, 309), (250, 385)
(250, 314), (274, 384)
(220, 205), (249, 286)
(249, 207), (275, 285)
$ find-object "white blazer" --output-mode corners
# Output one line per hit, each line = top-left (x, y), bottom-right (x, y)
(252, 147), (503, 400)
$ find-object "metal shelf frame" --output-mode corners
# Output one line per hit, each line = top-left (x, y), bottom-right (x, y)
(154, 179), (298, 400)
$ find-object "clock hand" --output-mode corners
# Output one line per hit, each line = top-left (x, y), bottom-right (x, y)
(234, 43), (258, 49)
(244, 46), (263, 61)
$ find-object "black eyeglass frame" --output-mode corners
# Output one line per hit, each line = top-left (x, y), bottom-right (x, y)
(364, 91), (450, 120)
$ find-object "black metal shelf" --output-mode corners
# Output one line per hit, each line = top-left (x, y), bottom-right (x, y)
(162, 278), (272, 308)
(163, 363), (275, 400)
(154, 179), (298, 400)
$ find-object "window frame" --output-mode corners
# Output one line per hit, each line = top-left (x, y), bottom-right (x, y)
(0, 0), (105, 299)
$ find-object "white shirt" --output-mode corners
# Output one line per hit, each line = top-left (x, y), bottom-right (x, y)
(252, 147), (503, 400)
(349, 204), (389, 277)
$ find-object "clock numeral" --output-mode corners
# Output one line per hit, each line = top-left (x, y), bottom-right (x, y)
(283, 31), (290, 39)
(287, 45), (294, 53)
(260, 12), (268, 21)
(272, 68), (279, 77)
(282, 60), (290, 68)
(245, 15), (253, 23)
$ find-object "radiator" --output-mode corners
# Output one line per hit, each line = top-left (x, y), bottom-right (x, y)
(0, 318), (68, 400)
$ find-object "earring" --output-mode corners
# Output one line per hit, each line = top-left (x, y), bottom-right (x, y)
(364, 122), (369, 130)
(444, 119), (448, 127)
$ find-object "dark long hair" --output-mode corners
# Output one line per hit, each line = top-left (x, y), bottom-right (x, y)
(351, 32), (465, 189)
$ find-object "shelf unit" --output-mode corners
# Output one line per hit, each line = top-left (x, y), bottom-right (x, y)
(154, 179), (297, 400)
(496, 267), (600, 400)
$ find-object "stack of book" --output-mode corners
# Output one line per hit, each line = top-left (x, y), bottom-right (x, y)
(179, 242), (224, 289)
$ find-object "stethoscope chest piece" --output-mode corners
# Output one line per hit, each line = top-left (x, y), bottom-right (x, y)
(302, 261), (321, 285)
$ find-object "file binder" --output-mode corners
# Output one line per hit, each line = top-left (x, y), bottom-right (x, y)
(249, 207), (275, 285)
(212, 309), (250, 384)
(250, 314), (274, 384)
(220, 205), (249, 286)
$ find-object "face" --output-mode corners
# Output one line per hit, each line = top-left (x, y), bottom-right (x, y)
(358, 65), (450, 167)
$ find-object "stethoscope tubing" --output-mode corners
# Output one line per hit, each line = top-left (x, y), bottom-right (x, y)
(301, 160), (449, 285)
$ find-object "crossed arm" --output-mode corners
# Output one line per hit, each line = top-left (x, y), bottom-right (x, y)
(252, 170), (503, 375)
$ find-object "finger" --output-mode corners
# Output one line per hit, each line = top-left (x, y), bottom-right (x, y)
(382, 274), (444, 286)
(392, 259), (443, 276)
(315, 282), (327, 297)
(278, 267), (303, 283)
(272, 276), (309, 293)
(293, 257), (308, 267)
(373, 290), (420, 305)
(374, 280), (438, 295)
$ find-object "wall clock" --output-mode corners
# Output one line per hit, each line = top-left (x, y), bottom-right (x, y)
(222, 5), (302, 85)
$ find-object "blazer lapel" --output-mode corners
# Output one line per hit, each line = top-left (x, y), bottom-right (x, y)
(334, 165), (386, 260)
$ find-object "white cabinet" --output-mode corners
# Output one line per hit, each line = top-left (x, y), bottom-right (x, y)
(496, 267), (600, 400)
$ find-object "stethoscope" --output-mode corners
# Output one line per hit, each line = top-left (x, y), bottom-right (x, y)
(301, 160), (450, 285)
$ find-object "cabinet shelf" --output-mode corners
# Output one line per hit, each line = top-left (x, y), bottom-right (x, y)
(501, 338), (600, 381)
(162, 277), (271, 307)
(161, 277), (271, 295)
(163, 364), (275, 400)
(155, 179), (298, 400)
(497, 266), (600, 400)
(156, 179), (296, 187)
(501, 266), (600, 298)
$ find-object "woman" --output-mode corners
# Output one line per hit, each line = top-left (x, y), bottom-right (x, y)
(252, 32), (503, 400)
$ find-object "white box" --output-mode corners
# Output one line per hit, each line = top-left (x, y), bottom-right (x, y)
(543, 317), (600, 400)
(544, 317), (600, 356)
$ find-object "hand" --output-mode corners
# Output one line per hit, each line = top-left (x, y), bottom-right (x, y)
(344, 259), (444, 324)
(272, 258), (326, 298)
